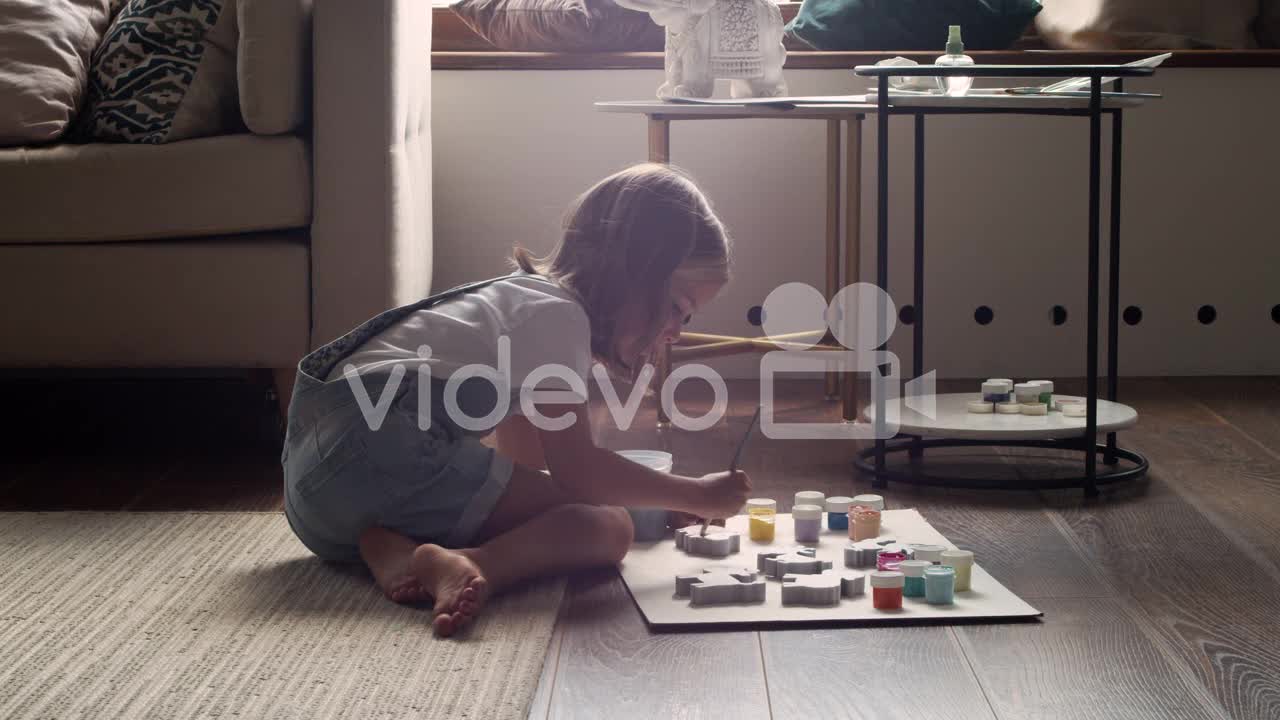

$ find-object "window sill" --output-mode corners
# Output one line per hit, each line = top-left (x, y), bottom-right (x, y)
(433, 49), (1280, 71)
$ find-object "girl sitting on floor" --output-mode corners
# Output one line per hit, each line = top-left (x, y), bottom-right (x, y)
(281, 163), (751, 637)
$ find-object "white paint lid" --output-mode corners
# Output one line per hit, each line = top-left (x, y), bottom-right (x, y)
(981, 381), (1011, 394)
(986, 378), (1014, 386)
(792, 504), (823, 520)
(852, 494), (885, 510)
(1014, 382), (1039, 394)
(825, 496), (852, 513)
(794, 491), (825, 506)
(1030, 380), (1055, 392)
(996, 402), (1022, 414)
(746, 498), (777, 511)
(941, 549), (975, 566)
(899, 560), (932, 577)
(870, 571), (905, 588)
(910, 544), (946, 561)
(618, 449), (674, 473)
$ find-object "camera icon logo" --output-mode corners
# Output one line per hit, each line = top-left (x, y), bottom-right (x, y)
(758, 281), (936, 440)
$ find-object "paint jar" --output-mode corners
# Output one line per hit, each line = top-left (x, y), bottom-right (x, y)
(852, 494), (885, 511)
(877, 550), (908, 572)
(849, 506), (882, 541)
(1030, 380), (1055, 408)
(967, 400), (994, 414)
(825, 496), (852, 531)
(746, 498), (777, 542)
(794, 490), (825, 510)
(910, 544), (946, 564)
(1020, 403), (1048, 416)
(871, 571), (905, 610)
(1014, 382), (1040, 404)
(941, 549), (975, 591)
(618, 450), (675, 542)
(900, 560), (931, 597)
(981, 380), (1012, 404)
(793, 504), (823, 543)
(995, 402), (1022, 414)
(625, 508), (670, 542)
(924, 566), (956, 604)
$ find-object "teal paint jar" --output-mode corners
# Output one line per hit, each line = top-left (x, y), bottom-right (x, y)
(924, 566), (956, 605)
(900, 560), (931, 597)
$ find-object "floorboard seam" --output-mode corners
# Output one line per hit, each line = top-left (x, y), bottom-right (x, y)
(1124, 382), (1280, 589)
(1044, 510), (1233, 720)
(946, 627), (1001, 720)
(1167, 378), (1280, 465)
(532, 621), (565, 720)
(755, 632), (775, 720)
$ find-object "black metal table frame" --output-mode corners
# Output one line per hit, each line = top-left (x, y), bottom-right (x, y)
(852, 65), (1155, 496)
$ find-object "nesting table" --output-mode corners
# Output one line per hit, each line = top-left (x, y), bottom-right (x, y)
(597, 64), (1157, 494)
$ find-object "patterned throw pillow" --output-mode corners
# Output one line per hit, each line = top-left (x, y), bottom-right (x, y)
(80, 0), (241, 143)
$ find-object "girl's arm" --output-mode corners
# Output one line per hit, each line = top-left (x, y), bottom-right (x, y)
(533, 401), (749, 518)
(492, 414), (547, 470)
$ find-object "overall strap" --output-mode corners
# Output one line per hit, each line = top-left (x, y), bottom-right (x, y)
(298, 270), (549, 382)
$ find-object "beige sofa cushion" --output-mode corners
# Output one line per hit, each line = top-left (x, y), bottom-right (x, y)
(0, 0), (115, 146)
(0, 235), (310, 367)
(238, 0), (312, 135)
(0, 134), (311, 244)
(1035, 0), (1259, 50)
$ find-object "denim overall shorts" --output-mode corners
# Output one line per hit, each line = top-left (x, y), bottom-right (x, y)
(281, 272), (546, 562)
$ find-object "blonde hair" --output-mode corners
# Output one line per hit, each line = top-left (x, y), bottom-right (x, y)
(513, 163), (731, 379)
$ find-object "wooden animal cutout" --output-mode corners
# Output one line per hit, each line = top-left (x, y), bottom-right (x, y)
(845, 538), (904, 568)
(675, 525), (741, 557)
(781, 570), (866, 606)
(674, 567), (767, 605)
(757, 546), (832, 579)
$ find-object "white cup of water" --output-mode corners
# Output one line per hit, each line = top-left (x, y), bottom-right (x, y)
(619, 450), (674, 542)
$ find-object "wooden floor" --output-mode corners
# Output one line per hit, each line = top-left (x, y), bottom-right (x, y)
(4, 376), (1280, 720)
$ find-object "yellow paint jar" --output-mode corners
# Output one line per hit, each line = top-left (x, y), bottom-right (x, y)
(747, 498), (777, 542)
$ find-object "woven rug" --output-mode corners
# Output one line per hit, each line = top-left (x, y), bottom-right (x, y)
(0, 512), (564, 720)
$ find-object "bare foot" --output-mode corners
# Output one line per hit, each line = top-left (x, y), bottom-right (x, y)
(409, 544), (489, 637)
(358, 527), (434, 605)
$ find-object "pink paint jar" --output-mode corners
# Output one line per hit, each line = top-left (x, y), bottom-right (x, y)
(849, 506), (881, 541)
(876, 550), (908, 572)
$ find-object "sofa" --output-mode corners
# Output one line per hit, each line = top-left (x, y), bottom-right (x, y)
(0, 0), (434, 398)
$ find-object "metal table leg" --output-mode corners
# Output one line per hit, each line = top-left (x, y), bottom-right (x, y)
(649, 116), (672, 429)
(1085, 79), (1102, 496)
(1106, 81), (1125, 466)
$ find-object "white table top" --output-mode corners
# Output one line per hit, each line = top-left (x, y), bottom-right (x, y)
(864, 392), (1139, 441)
(596, 93), (1146, 118)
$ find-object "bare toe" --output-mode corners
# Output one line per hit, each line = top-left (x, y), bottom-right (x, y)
(409, 544), (490, 637)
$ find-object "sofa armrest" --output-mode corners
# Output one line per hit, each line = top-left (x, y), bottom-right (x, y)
(311, 0), (433, 346)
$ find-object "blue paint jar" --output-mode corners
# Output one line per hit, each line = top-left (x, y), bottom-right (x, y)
(924, 566), (956, 605)
(982, 380), (1013, 404)
(825, 496), (851, 531)
(900, 560), (931, 597)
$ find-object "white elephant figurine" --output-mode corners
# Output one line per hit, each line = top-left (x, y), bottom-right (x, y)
(614, 0), (788, 99)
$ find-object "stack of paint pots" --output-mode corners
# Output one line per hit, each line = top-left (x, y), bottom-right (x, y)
(968, 378), (1067, 416)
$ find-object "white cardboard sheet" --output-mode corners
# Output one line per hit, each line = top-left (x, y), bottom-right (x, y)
(619, 509), (1041, 630)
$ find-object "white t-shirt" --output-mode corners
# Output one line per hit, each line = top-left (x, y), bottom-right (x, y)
(327, 276), (593, 418)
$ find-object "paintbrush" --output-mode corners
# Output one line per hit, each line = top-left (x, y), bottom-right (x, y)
(701, 405), (762, 537)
